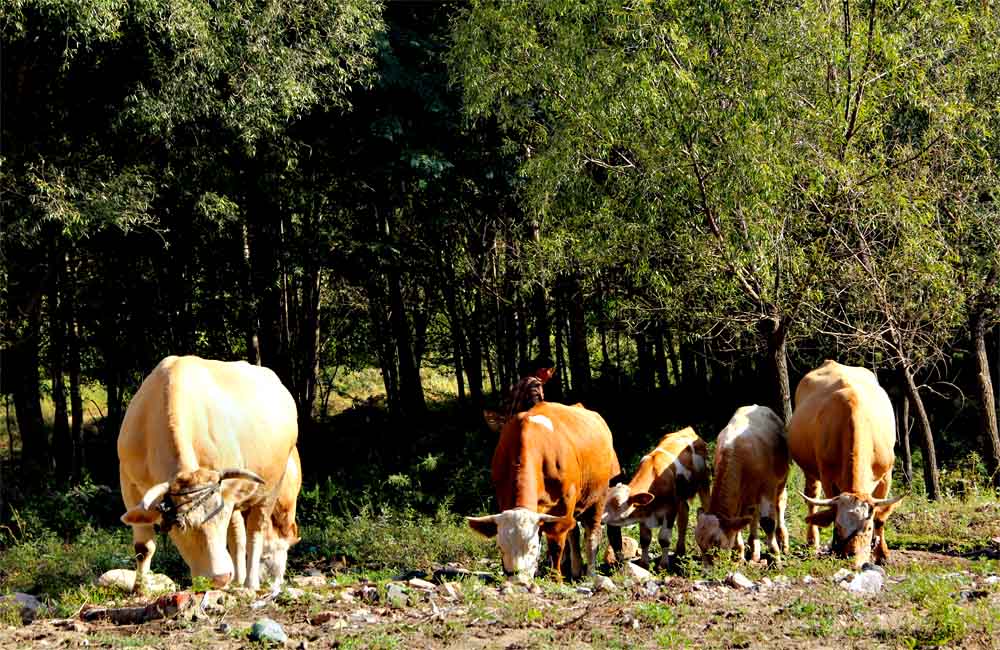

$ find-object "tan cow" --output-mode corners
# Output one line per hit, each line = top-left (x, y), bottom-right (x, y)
(788, 360), (903, 568)
(467, 402), (621, 582)
(118, 356), (298, 592)
(604, 427), (710, 569)
(695, 405), (789, 562)
(229, 445), (302, 590)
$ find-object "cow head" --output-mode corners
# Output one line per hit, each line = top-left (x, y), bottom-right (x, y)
(121, 467), (264, 587)
(694, 508), (753, 561)
(603, 483), (655, 526)
(261, 520), (300, 586)
(802, 492), (904, 567)
(467, 508), (561, 581)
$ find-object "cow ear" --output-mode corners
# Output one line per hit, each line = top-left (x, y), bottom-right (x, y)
(805, 506), (837, 528)
(121, 506), (162, 526)
(467, 515), (499, 538)
(629, 492), (655, 507)
(290, 522), (301, 545)
(719, 515), (752, 531)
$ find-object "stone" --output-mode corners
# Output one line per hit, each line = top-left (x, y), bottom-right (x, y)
(338, 590), (356, 603)
(592, 575), (618, 593)
(357, 585), (379, 603)
(97, 569), (176, 593)
(197, 590), (231, 612)
(282, 587), (306, 601)
(624, 561), (653, 582)
(291, 575), (327, 589)
(860, 563), (886, 576)
(51, 618), (88, 633)
(844, 570), (883, 595)
(983, 576), (1000, 586)
(641, 580), (659, 597)
(386, 583), (409, 608)
(249, 618), (287, 645)
(603, 535), (641, 563)
(802, 575), (816, 585)
(439, 582), (461, 600)
(216, 622), (231, 634)
(772, 575), (791, 587)
(726, 572), (755, 590)
(832, 568), (854, 583)
(407, 578), (437, 591)
(1, 593), (46, 623)
(760, 577), (773, 588)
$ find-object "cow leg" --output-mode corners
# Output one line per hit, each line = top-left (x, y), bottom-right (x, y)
(776, 483), (789, 553)
(546, 532), (569, 582)
(747, 508), (761, 562)
(872, 476), (893, 565)
(638, 524), (653, 568)
(760, 494), (780, 558)
(228, 509), (247, 587)
(605, 524), (624, 564)
(121, 477), (156, 594)
(734, 530), (746, 562)
(580, 509), (603, 578)
(675, 500), (690, 557)
(245, 508), (267, 591)
(567, 523), (583, 579)
(804, 476), (823, 553)
(656, 520), (673, 571)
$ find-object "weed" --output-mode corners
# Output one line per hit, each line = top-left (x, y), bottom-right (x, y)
(635, 602), (676, 627)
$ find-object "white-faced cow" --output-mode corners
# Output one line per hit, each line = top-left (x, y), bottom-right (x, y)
(229, 445), (302, 591)
(695, 405), (789, 562)
(604, 427), (710, 569)
(468, 402), (621, 583)
(118, 356), (298, 592)
(788, 360), (903, 568)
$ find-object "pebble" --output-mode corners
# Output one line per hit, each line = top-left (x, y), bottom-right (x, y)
(832, 568), (854, 583)
(291, 575), (327, 589)
(407, 578), (437, 591)
(249, 618), (288, 645)
(624, 561), (653, 582)
(386, 583), (408, 608)
(844, 570), (883, 595)
(726, 572), (755, 590)
(802, 575), (816, 585)
(984, 576), (1000, 585)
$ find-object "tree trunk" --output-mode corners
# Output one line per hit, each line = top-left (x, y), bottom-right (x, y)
(764, 315), (793, 424)
(550, 297), (567, 401)
(636, 332), (655, 393)
(68, 302), (84, 483)
(971, 310), (1000, 488)
(48, 248), (72, 481)
(367, 275), (399, 411)
(241, 224), (261, 365)
(652, 329), (670, 390)
(664, 329), (681, 385)
(898, 390), (912, 487)
(901, 364), (941, 500)
(565, 275), (591, 397)
(11, 314), (47, 473)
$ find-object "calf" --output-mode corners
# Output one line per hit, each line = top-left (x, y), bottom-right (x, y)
(604, 427), (710, 569)
(695, 405), (789, 562)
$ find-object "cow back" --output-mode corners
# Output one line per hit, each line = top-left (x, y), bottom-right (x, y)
(788, 360), (895, 492)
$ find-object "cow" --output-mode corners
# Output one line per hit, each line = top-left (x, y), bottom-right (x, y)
(604, 426), (710, 569)
(118, 355), (298, 592)
(695, 405), (789, 563)
(229, 445), (302, 591)
(467, 402), (621, 583)
(788, 360), (903, 568)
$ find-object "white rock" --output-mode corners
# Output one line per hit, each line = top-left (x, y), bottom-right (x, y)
(440, 583), (461, 600)
(283, 587), (306, 600)
(97, 569), (176, 593)
(984, 576), (1000, 585)
(845, 570), (884, 595)
(593, 575), (618, 593)
(832, 568), (854, 583)
(726, 572), (755, 590)
(802, 575), (816, 585)
(386, 583), (408, 608)
(407, 578), (436, 591)
(624, 562), (653, 582)
(760, 577), (773, 588)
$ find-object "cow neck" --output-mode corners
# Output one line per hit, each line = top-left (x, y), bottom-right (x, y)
(707, 443), (743, 517)
(843, 410), (876, 492)
(511, 430), (541, 510)
(628, 454), (661, 496)
(163, 374), (205, 474)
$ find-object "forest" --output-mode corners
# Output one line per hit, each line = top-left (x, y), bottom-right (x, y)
(3, 2), (1000, 648)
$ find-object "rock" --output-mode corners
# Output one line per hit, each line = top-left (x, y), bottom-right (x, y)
(832, 568), (854, 583)
(624, 561), (654, 582)
(439, 582), (461, 600)
(958, 589), (989, 602)
(216, 622), (231, 634)
(197, 590), (231, 612)
(291, 575), (327, 589)
(691, 580), (710, 591)
(983, 575), (1000, 586)
(97, 569), (176, 593)
(357, 585), (379, 603)
(349, 609), (378, 624)
(772, 575), (791, 587)
(726, 572), (755, 590)
(860, 563), (886, 576)
(641, 580), (659, 597)
(249, 618), (288, 645)
(51, 618), (88, 632)
(802, 575), (816, 585)
(603, 535), (641, 564)
(576, 586), (594, 596)
(407, 578), (436, 591)
(760, 577), (773, 588)
(431, 567), (498, 585)
(592, 575), (617, 593)
(386, 583), (409, 608)
(844, 570), (883, 595)
(337, 590), (356, 603)
(1, 593), (46, 623)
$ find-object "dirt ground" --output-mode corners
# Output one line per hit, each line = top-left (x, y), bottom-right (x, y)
(2, 549), (999, 650)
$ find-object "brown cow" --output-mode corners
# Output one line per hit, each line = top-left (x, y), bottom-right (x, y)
(695, 405), (789, 562)
(788, 360), (903, 568)
(468, 402), (621, 582)
(604, 427), (710, 569)
(118, 356), (298, 592)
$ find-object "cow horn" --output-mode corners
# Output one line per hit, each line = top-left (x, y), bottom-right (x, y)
(466, 514), (500, 524)
(536, 513), (562, 523)
(871, 494), (905, 507)
(219, 468), (265, 484)
(801, 492), (836, 507)
(139, 482), (170, 510)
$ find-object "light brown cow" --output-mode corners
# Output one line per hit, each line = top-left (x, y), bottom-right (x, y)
(604, 427), (710, 569)
(118, 356), (298, 592)
(695, 405), (789, 562)
(229, 445), (302, 590)
(468, 402), (621, 582)
(788, 360), (903, 568)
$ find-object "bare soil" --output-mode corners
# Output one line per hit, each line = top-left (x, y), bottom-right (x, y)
(3, 548), (999, 650)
